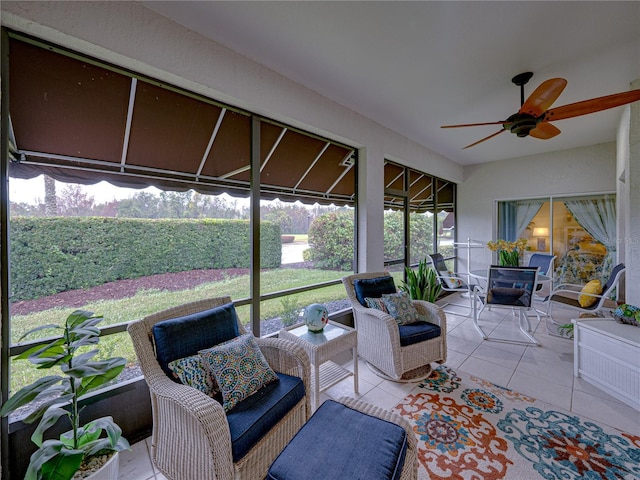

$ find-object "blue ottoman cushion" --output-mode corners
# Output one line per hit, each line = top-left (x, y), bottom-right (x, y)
(398, 321), (441, 347)
(267, 399), (408, 480)
(353, 276), (397, 306)
(152, 302), (240, 377)
(227, 373), (305, 462)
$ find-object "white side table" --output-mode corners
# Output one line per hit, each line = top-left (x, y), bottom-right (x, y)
(279, 321), (358, 410)
(573, 318), (640, 411)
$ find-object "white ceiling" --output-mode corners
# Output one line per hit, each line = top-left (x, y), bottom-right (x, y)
(142, 1), (640, 166)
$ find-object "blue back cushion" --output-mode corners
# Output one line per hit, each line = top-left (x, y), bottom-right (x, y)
(354, 276), (396, 306)
(267, 399), (407, 480)
(152, 302), (240, 377)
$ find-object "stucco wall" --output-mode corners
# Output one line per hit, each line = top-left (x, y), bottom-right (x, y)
(458, 143), (617, 273)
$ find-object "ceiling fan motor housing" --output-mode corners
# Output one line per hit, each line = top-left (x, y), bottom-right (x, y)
(506, 113), (538, 137)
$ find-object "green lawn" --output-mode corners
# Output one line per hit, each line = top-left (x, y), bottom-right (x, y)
(9, 268), (348, 392)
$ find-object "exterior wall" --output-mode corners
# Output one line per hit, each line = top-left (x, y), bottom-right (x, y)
(626, 80), (640, 302)
(1, 1), (462, 272)
(458, 143), (617, 273)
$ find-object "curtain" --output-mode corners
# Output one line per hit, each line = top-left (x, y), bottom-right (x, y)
(499, 200), (543, 241)
(564, 197), (616, 281)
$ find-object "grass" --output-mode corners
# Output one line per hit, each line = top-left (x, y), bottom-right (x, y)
(9, 268), (348, 392)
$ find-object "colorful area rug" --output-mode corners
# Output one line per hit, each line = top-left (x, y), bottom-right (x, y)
(392, 366), (640, 480)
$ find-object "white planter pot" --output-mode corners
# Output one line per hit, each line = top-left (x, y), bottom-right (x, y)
(73, 452), (120, 480)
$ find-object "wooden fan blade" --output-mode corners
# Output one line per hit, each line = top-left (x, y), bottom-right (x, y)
(462, 129), (505, 149)
(530, 122), (561, 139)
(519, 78), (567, 117)
(441, 120), (508, 128)
(545, 89), (640, 122)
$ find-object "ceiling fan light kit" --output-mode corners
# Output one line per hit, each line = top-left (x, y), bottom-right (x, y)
(442, 72), (640, 149)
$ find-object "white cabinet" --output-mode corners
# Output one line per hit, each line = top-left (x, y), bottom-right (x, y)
(573, 318), (640, 411)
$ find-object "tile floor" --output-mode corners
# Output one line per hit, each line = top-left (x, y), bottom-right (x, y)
(118, 294), (640, 479)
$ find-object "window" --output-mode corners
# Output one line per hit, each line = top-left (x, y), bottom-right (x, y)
(3, 33), (357, 415)
(497, 193), (615, 285)
(383, 161), (457, 277)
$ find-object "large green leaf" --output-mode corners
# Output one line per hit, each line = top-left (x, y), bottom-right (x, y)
(31, 407), (69, 447)
(24, 440), (83, 480)
(78, 358), (126, 394)
(0, 376), (62, 416)
(22, 392), (73, 425)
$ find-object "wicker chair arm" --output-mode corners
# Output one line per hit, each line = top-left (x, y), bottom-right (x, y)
(255, 336), (312, 419)
(413, 300), (447, 335)
(353, 305), (402, 342)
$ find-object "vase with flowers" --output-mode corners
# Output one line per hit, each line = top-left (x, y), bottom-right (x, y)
(487, 238), (528, 267)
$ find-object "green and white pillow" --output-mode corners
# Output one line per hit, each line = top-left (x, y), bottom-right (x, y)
(381, 291), (424, 325)
(443, 270), (463, 289)
(200, 333), (279, 412)
(168, 354), (217, 397)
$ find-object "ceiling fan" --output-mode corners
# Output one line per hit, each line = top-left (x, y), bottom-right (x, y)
(442, 72), (640, 149)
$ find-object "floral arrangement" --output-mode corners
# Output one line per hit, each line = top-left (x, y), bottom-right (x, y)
(486, 238), (529, 266)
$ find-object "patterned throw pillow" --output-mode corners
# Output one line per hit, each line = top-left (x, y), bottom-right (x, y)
(443, 270), (463, 289)
(199, 334), (279, 412)
(381, 291), (424, 325)
(168, 354), (217, 397)
(364, 297), (388, 313)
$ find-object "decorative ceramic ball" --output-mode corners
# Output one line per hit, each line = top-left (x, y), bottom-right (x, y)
(303, 304), (329, 332)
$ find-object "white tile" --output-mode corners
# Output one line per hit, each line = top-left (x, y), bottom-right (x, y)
(377, 378), (420, 398)
(446, 335), (481, 356)
(443, 350), (468, 370)
(572, 389), (640, 436)
(470, 343), (523, 370)
(508, 371), (572, 410)
(360, 385), (404, 411)
(459, 356), (515, 386)
(325, 375), (374, 401)
(118, 439), (155, 480)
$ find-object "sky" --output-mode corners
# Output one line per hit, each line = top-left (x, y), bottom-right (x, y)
(10, 176), (165, 205)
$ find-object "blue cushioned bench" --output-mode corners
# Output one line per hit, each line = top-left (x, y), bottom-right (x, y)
(267, 399), (416, 480)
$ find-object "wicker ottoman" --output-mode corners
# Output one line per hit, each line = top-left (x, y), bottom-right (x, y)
(267, 397), (417, 480)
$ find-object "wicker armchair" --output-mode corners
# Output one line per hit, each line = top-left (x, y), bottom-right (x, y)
(128, 297), (311, 480)
(343, 272), (447, 382)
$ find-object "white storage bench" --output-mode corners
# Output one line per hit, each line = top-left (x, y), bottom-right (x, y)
(573, 318), (640, 411)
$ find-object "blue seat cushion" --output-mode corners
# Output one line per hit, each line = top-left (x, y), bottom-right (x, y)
(398, 321), (441, 347)
(227, 373), (305, 462)
(354, 276), (397, 306)
(152, 302), (240, 377)
(267, 399), (408, 480)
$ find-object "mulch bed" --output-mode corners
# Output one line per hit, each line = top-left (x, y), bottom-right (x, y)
(11, 268), (249, 316)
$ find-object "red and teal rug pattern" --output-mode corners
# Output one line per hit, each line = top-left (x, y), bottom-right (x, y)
(392, 365), (640, 480)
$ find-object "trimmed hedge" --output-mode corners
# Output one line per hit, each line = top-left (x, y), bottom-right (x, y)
(10, 217), (281, 301)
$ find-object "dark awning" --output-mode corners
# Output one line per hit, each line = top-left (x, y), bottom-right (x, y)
(8, 33), (355, 206)
(383, 161), (454, 213)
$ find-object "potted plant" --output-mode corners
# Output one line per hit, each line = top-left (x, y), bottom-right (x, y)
(0, 310), (130, 480)
(400, 258), (442, 303)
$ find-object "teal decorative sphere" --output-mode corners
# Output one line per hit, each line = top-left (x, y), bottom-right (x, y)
(303, 304), (329, 332)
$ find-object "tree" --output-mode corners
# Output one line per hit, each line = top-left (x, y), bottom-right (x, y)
(44, 175), (57, 216)
(58, 184), (95, 216)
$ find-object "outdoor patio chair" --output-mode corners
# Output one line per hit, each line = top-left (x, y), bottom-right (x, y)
(545, 263), (625, 336)
(427, 253), (476, 316)
(472, 265), (541, 346)
(128, 297), (311, 480)
(342, 272), (447, 382)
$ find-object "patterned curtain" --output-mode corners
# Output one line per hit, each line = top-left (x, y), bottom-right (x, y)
(564, 196), (616, 282)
